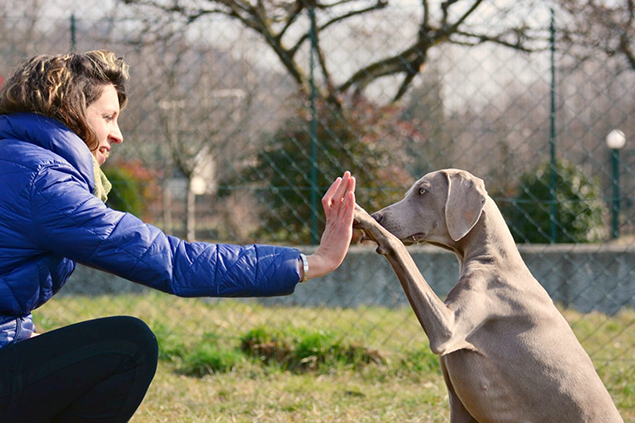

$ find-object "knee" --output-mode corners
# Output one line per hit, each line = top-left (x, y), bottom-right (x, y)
(104, 316), (159, 366)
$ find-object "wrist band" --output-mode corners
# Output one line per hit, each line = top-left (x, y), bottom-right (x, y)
(299, 253), (309, 283)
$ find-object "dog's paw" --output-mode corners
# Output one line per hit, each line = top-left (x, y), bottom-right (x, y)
(353, 204), (376, 230)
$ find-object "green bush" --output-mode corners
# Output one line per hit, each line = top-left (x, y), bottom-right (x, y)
(239, 326), (293, 366)
(178, 332), (244, 376)
(240, 326), (384, 372)
(503, 159), (607, 243)
(103, 166), (145, 217)
(235, 99), (418, 243)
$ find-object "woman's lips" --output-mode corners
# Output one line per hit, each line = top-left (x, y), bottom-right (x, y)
(96, 147), (110, 165)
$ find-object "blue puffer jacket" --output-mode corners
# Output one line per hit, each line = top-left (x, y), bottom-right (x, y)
(0, 113), (301, 349)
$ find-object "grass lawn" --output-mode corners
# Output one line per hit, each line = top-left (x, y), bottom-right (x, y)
(34, 293), (634, 422)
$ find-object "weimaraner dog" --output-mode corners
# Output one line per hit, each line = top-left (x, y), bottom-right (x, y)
(353, 169), (622, 423)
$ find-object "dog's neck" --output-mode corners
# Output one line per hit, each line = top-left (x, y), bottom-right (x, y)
(450, 197), (527, 274)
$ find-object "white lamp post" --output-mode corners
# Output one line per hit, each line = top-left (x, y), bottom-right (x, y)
(606, 129), (626, 239)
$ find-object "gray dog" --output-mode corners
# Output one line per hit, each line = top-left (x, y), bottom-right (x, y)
(353, 169), (622, 423)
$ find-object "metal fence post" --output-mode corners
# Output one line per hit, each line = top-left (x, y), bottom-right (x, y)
(70, 13), (76, 52)
(549, 7), (558, 244)
(606, 129), (626, 239)
(612, 148), (621, 238)
(308, 5), (319, 245)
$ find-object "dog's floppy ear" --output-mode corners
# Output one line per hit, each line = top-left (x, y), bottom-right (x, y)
(444, 170), (487, 242)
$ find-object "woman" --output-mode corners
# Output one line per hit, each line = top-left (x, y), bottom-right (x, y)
(0, 50), (356, 422)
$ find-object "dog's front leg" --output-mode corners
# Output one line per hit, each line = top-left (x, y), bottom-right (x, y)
(354, 205), (466, 355)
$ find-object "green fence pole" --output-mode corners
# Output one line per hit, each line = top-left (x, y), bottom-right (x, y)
(308, 5), (319, 245)
(549, 7), (557, 244)
(611, 148), (621, 239)
(70, 13), (76, 52)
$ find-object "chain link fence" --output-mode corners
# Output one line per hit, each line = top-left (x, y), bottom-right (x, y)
(1, 0), (635, 411)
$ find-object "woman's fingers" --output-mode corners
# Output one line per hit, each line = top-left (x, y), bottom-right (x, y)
(336, 176), (356, 222)
(321, 173), (355, 255)
(332, 171), (352, 203)
(322, 171), (353, 219)
(343, 187), (356, 222)
(321, 178), (340, 220)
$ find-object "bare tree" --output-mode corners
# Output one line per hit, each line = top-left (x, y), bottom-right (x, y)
(119, 0), (543, 105)
(145, 36), (257, 241)
(560, 0), (635, 72)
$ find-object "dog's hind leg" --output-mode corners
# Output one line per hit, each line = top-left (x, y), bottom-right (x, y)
(440, 358), (478, 423)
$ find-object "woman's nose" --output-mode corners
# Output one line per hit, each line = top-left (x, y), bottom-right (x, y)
(110, 124), (124, 144)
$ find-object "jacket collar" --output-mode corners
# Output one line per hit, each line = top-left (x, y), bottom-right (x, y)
(0, 113), (95, 191)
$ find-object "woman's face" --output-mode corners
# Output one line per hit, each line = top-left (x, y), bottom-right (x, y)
(86, 84), (123, 166)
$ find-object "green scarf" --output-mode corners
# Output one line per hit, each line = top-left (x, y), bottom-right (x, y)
(92, 155), (112, 202)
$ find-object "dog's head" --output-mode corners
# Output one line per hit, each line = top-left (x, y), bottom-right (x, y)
(371, 169), (487, 246)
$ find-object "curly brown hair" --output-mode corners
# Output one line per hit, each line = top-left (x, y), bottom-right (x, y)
(0, 50), (129, 151)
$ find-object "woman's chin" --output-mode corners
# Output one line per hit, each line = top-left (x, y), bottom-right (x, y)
(93, 152), (106, 166)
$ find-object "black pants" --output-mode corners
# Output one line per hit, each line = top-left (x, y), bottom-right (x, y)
(0, 316), (158, 423)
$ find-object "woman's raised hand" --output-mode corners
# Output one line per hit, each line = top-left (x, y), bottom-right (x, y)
(304, 171), (356, 280)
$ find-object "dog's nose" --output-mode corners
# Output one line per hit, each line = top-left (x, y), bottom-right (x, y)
(371, 211), (383, 223)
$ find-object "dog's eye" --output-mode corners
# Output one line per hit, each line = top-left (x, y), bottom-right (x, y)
(419, 187), (426, 195)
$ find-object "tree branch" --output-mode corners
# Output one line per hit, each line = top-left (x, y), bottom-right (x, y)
(451, 29), (541, 53)
(289, 0), (387, 57)
(337, 41), (431, 94)
(277, 0), (306, 43)
(441, 0), (459, 27)
(619, 31), (635, 70)
(422, 0), (430, 29)
(560, 0), (635, 72)
(336, 0), (495, 99)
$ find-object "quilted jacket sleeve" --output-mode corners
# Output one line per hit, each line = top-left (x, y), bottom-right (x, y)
(29, 164), (301, 297)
